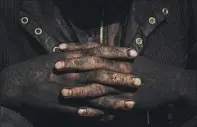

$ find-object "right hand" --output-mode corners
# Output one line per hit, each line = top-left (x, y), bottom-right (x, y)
(0, 43), (138, 117)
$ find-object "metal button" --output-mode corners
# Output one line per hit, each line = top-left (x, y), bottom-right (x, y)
(149, 17), (156, 25)
(162, 8), (169, 15)
(34, 28), (42, 35)
(21, 17), (29, 24)
(53, 46), (60, 52)
(136, 38), (143, 45)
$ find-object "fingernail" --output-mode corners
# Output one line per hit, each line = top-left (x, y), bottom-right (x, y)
(133, 78), (141, 86)
(61, 89), (72, 97)
(78, 109), (87, 116)
(124, 101), (135, 108)
(59, 43), (68, 50)
(128, 49), (138, 58)
(55, 61), (64, 69)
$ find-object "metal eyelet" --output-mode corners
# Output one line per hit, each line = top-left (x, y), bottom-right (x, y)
(135, 38), (143, 45)
(52, 46), (60, 52)
(162, 8), (169, 15)
(34, 28), (42, 35)
(21, 17), (29, 24)
(149, 17), (156, 25)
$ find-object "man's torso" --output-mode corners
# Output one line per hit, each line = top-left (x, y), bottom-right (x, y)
(0, 0), (196, 127)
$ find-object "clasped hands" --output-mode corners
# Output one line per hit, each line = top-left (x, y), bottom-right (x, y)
(54, 42), (141, 118)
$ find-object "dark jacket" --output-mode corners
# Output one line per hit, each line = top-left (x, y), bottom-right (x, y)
(0, 0), (196, 127)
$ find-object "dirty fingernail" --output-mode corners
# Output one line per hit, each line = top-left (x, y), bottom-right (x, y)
(61, 89), (72, 96)
(55, 61), (65, 69)
(78, 109), (87, 116)
(59, 43), (68, 50)
(124, 101), (135, 108)
(133, 78), (141, 86)
(128, 49), (138, 58)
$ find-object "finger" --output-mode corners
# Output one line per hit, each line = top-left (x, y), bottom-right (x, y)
(92, 69), (142, 87)
(55, 56), (132, 73)
(77, 107), (104, 117)
(59, 42), (100, 51)
(61, 83), (119, 98)
(60, 43), (138, 59)
(90, 95), (135, 110)
(84, 46), (138, 59)
(61, 69), (141, 87)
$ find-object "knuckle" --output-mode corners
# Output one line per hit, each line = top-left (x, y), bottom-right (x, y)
(90, 56), (101, 63)
(90, 46), (105, 55)
(97, 97), (115, 108)
(82, 87), (89, 96)
(97, 97), (108, 106)
(119, 62), (132, 71)
(74, 87), (88, 96)
(94, 69), (108, 81)
(82, 56), (97, 63)
(72, 57), (87, 67)
(86, 108), (103, 116)
(113, 100), (124, 109)
(66, 51), (83, 58)
(70, 88), (79, 96)
(95, 69), (107, 75)
(111, 73), (124, 83)
(101, 96), (124, 109)
(78, 56), (102, 69)
(91, 83), (106, 95)
(98, 46), (108, 54)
